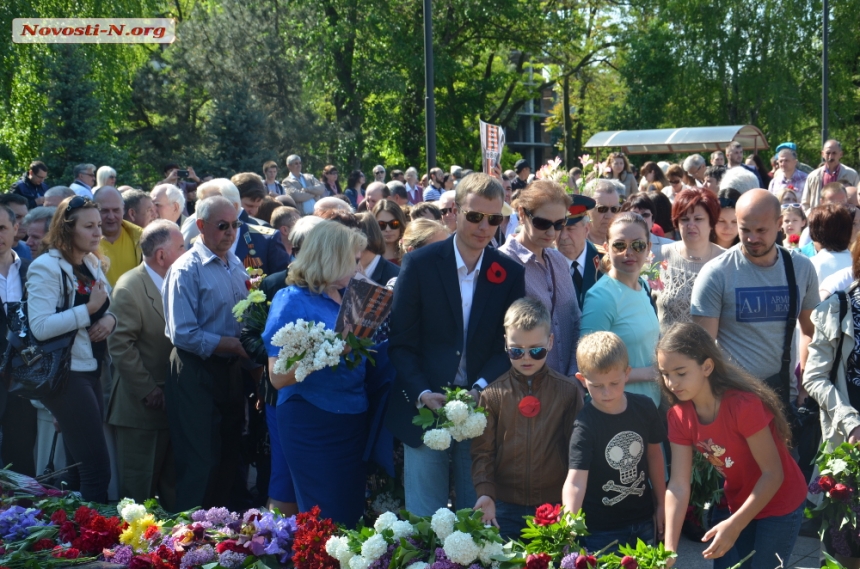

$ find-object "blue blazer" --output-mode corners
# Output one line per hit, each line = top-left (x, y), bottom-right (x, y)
(385, 235), (525, 447)
(576, 241), (603, 310)
(235, 210), (290, 275)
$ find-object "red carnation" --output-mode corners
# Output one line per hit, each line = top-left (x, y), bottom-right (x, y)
(819, 475), (836, 492)
(486, 262), (507, 284)
(575, 555), (598, 569)
(830, 483), (853, 502)
(533, 503), (561, 526)
(59, 521), (78, 542)
(32, 538), (56, 552)
(788, 234), (800, 245)
(50, 509), (67, 524)
(526, 553), (552, 569)
(621, 556), (639, 569)
(51, 546), (81, 559)
(144, 525), (161, 540)
(128, 555), (156, 569)
(518, 395), (541, 418)
(74, 506), (97, 527)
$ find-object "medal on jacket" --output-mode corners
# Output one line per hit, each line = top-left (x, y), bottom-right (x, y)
(519, 395), (540, 417)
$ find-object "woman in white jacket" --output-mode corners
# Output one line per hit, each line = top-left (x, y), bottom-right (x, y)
(28, 196), (116, 502)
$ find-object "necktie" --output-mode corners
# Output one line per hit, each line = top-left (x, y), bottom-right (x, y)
(572, 261), (583, 295)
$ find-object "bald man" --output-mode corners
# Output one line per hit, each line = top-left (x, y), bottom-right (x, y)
(691, 189), (819, 407)
(95, 186), (143, 286)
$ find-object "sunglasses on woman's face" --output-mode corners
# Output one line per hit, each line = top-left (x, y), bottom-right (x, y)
(526, 210), (567, 231)
(462, 209), (504, 226)
(610, 239), (648, 254)
(506, 346), (549, 360)
(595, 205), (622, 214)
(669, 179), (682, 185)
(378, 220), (402, 231)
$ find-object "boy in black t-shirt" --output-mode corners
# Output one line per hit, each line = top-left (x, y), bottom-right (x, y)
(562, 331), (666, 553)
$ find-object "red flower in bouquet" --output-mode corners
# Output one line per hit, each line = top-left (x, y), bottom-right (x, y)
(788, 234), (800, 245)
(533, 503), (562, 526)
(216, 539), (246, 554)
(830, 483), (853, 502)
(621, 556), (639, 569)
(293, 506), (338, 569)
(50, 509), (67, 524)
(73, 506), (97, 527)
(819, 475), (836, 492)
(574, 554), (597, 569)
(32, 538), (56, 552)
(51, 546), (81, 559)
(59, 521), (77, 542)
(71, 512), (123, 554)
(526, 553), (552, 569)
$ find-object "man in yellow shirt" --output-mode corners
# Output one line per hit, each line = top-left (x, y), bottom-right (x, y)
(94, 186), (143, 286)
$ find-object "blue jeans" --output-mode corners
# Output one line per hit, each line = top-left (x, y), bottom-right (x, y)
(713, 503), (804, 569)
(404, 439), (476, 516)
(582, 519), (654, 554)
(495, 501), (533, 540)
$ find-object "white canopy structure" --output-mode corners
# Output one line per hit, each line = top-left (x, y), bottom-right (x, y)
(583, 125), (769, 155)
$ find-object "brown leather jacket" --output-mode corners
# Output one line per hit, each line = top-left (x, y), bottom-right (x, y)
(471, 365), (584, 506)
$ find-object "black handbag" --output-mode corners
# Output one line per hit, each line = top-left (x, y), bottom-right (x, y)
(2, 273), (76, 399)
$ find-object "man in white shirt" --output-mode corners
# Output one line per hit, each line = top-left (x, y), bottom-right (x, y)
(69, 164), (96, 199)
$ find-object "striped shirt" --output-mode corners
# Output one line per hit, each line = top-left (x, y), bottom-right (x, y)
(163, 239), (249, 358)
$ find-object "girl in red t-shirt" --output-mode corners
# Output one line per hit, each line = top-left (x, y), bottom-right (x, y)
(658, 322), (807, 569)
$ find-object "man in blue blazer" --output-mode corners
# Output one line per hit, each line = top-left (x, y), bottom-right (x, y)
(234, 217), (290, 275)
(386, 173), (525, 516)
(556, 195), (602, 309)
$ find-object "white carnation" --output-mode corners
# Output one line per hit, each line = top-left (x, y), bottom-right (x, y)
(349, 555), (371, 569)
(390, 520), (414, 540)
(443, 531), (480, 566)
(326, 536), (354, 566)
(462, 412), (487, 439)
(479, 541), (504, 565)
(361, 534), (388, 562)
(443, 400), (470, 426)
(430, 508), (457, 540)
(374, 511), (398, 533)
(423, 428), (452, 451)
(116, 497), (135, 513)
(120, 503), (147, 523)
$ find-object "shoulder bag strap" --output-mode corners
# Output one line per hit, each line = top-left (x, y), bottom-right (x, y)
(779, 247), (798, 380)
(830, 290), (849, 384)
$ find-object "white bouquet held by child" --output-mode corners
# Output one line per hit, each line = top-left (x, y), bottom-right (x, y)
(413, 388), (488, 451)
(270, 319), (345, 381)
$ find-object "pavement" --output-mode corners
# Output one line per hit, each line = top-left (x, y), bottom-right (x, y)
(675, 534), (822, 569)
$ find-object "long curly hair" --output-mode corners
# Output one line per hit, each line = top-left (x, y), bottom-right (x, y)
(657, 322), (793, 446)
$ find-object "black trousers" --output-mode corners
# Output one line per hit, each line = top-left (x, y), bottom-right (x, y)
(1, 390), (38, 476)
(165, 348), (243, 511)
(40, 370), (110, 502)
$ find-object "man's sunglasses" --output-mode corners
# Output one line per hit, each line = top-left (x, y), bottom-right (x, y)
(440, 208), (454, 216)
(526, 210), (567, 231)
(462, 209), (504, 226)
(668, 179), (682, 185)
(378, 220), (402, 231)
(595, 205), (622, 214)
(610, 240), (648, 254)
(208, 220), (243, 231)
(506, 346), (549, 360)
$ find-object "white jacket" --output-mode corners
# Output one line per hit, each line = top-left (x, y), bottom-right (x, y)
(26, 249), (114, 372)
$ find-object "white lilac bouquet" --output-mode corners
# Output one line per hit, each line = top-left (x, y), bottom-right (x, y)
(270, 319), (347, 381)
(412, 388), (488, 451)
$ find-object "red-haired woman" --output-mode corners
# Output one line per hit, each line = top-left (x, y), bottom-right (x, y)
(654, 188), (725, 330)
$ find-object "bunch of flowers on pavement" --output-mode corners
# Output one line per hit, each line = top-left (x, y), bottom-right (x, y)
(807, 442), (860, 557)
(412, 388), (488, 451)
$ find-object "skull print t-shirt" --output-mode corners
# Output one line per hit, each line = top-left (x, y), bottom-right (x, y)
(667, 389), (806, 519)
(568, 393), (666, 531)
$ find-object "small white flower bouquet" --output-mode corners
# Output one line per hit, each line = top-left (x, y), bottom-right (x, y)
(412, 388), (488, 451)
(270, 319), (374, 382)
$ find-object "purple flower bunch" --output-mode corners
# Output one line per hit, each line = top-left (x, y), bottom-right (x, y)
(829, 526), (853, 557)
(241, 510), (298, 564)
(218, 549), (247, 568)
(180, 544), (216, 569)
(191, 506), (239, 529)
(105, 545), (134, 565)
(0, 505), (48, 540)
(560, 552), (578, 569)
(368, 542), (398, 569)
(430, 547), (461, 569)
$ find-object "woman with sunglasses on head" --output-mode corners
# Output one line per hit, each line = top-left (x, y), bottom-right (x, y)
(600, 152), (638, 196)
(27, 196), (114, 502)
(581, 213), (662, 406)
(373, 199), (408, 265)
(653, 189), (725, 331)
(713, 189), (742, 249)
(499, 180), (581, 378)
(781, 202), (807, 246)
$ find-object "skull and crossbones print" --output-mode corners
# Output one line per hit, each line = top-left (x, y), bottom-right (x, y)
(600, 431), (646, 506)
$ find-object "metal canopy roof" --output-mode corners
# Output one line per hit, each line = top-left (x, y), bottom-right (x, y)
(583, 125), (769, 155)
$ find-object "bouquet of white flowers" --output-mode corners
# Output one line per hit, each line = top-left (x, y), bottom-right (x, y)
(412, 388), (488, 451)
(270, 319), (375, 382)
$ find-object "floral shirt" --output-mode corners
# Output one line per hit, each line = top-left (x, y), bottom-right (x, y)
(768, 169), (808, 197)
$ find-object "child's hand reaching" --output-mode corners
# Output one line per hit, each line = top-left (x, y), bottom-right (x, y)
(702, 517), (742, 560)
(474, 496), (498, 528)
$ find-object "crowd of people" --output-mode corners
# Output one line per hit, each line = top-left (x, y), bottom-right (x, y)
(1, 138), (860, 568)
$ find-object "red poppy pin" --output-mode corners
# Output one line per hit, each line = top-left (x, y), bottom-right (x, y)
(518, 395), (541, 417)
(487, 262), (506, 284)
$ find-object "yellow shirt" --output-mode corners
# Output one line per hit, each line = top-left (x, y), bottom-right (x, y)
(101, 227), (140, 286)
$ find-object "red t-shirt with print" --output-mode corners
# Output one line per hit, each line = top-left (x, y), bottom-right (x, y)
(667, 389), (806, 519)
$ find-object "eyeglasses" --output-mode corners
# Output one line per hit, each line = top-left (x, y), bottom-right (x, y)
(440, 208), (454, 216)
(506, 346), (549, 360)
(595, 205), (622, 214)
(65, 196), (92, 216)
(378, 220), (402, 231)
(780, 203), (802, 210)
(610, 239), (649, 254)
(669, 179), (682, 185)
(208, 220), (243, 231)
(462, 209), (504, 226)
(526, 210), (567, 231)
